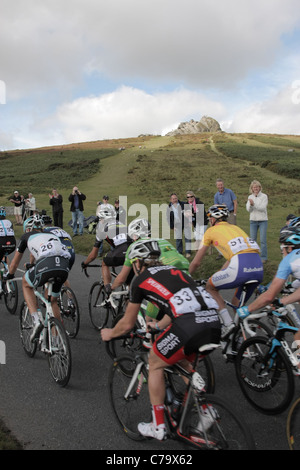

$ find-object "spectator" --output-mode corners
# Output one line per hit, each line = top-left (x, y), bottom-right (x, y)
(114, 199), (126, 224)
(214, 179), (237, 225)
(246, 179), (268, 263)
(68, 186), (86, 236)
(166, 193), (189, 255)
(25, 193), (36, 216)
(49, 188), (64, 228)
(9, 190), (23, 225)
(185, 190), (209, 252)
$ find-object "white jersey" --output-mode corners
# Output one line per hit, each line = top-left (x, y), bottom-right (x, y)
(0, 219), (15, 237)
(27, 233), (71, 261)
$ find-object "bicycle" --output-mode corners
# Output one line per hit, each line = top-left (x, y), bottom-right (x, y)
(0, 257), (19, 314)
(58, 285), (80, 338)
(84, 264), (129, 330)
(197, 279), (272, 361)
(108, 329), (255, 449)
(287, 395), (300, 450)
(19, 279), (72, 387)
(235, 306), (300, 415)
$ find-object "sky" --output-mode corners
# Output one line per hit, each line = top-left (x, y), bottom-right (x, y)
(1, 0), (300, 150)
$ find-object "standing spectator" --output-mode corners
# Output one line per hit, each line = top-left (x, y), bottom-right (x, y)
(214, 179), (237, 225)
(25, 193), (36, 216)
(114, 199), (126, 224)
(185, 190), (209, 252)
(68, 186), (86, 236)
(49, 188), (64, 228)
(9, 190), (23, 225)
(166, 193), (188, 255)
(246, 179), (268, 263)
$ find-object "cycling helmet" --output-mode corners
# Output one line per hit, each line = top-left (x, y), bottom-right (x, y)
(207, 204), (229, 220)
(127, 239), (161, 263)
(289, 217), (300, 228)
(128, 218), (151, 240)
(23, 214), (44, 232)
(96, 207), (116, 220)
(279, 226), (300, 246)
(0, 206), (6, 218)
(42, 215), (53, 225)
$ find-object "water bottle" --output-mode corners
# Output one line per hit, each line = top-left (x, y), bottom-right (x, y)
(165, 385), (174, 405)
(171, 397), (182, 420)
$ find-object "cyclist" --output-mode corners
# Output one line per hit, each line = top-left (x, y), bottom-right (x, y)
(101, 238), (221, 440)
(0, 206), (16, 262)
(189, 204), (263, 338)
(237, 225), (300, 343)
(81, 207), (132, 293)
(111, 217), (190, 321)
(4, 215), (71, 341)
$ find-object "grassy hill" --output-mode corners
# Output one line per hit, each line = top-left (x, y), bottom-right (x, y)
(1, 131), (300, 284)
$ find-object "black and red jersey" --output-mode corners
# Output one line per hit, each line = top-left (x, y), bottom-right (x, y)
(129, 264), (218, 320)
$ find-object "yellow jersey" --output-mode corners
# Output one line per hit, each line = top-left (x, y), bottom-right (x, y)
(202, 221), (260, 260)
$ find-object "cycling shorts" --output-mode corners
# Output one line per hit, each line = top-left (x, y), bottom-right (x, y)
(25, 256), (69, 296)
(153, 312), (221, 365)
(0, 236), (16, 259)
(208, 252), (263, 303)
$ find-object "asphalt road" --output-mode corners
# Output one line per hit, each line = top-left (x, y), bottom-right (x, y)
(0, 252), (298, 452)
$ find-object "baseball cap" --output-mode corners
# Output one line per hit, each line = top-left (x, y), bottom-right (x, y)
(14, 190), (19, 194)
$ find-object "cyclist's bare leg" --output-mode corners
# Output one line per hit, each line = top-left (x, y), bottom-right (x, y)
(22, 277), (39, 314)
(148, 349), (169, 405)
(51, 296), (62, 321)
(101, 261), (112, 287)
(205, 281), (226, 310)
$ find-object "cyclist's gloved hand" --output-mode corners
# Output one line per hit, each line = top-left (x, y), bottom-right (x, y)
(81, 261), (87, 270)
(237, 306), (250, 319)
(3, 272), (14, 281)
(272, 298), (283, 308)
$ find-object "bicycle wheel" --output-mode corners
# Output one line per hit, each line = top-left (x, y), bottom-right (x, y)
(88, 282), (110, 330)
(167, 355), (216, 396)
(109, 355), (151, 440)
(59, 286), (80, 338)
(181, 394), (255, 450)
(4, 280), (18, 315)
(106, 312), (145, 361)
(19, 302), (37, 358)
(47, 317), (72, 387)
(287, 397), (300, 450)
(235, 335), (295, 414)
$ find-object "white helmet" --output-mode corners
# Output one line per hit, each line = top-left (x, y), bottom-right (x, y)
(128, 218), (151, 240)
(127, 239), (160, 263)
(207, 204), (229, 220)
(96, 207), (116, 220)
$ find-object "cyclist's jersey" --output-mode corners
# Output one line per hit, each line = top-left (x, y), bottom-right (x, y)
(130, 264), (219, 320)
(124, 238), (190, 272)
(95, 220), (130, 248)
(43, 226), (75, 269)
(202, 221), (260, 260)
(276, 248), (300, 281)
(0, 219), (14, 237)
(17, 231), (71, 261)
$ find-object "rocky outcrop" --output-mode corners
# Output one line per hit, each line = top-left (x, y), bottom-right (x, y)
(166, 116), (222, 136)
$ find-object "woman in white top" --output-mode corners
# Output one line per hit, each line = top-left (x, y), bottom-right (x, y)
(246, 180), (268, 262)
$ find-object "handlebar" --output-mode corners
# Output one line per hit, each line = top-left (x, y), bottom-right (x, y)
(81, 264), (102, 277)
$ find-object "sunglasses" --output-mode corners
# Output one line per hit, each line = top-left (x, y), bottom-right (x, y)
(187, 195), (194, 198)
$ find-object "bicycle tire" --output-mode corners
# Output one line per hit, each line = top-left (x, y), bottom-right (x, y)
(287, 397), (300, 450)
(4, 280), (18, 315)
(181, 394), (256, 450)
(109, 355), (151, 440)
(60, 286), (80, 338)
(167, 355), (216, 396)
(47, 317), (72, 387)
(235, 335), (295, 415)
(106, 312), (145, 361)
(88, 281), (110, 330)
(19, 302), (37, 358)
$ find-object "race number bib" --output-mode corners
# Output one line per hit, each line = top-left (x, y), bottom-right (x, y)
(228, 236), (249, 254)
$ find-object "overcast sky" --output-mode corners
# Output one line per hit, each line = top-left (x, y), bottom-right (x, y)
(1, 0), (300, 150)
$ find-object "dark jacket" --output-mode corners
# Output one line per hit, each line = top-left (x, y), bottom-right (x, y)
(68, 192), (86, 212)
(186, 197), (209, 227)
(50, 194), (63, 213)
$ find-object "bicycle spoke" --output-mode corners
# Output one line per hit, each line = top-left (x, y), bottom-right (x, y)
(47, 318), (72, 387)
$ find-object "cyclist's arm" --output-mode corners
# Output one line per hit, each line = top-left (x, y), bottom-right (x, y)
(83, 246), (98, 266)
(8, 251), (23, 275)
(189, 245), (209, 275)
(101, 302), (140, 341)
(246, 277), (285, 313)
(111, 265), (132, 290)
